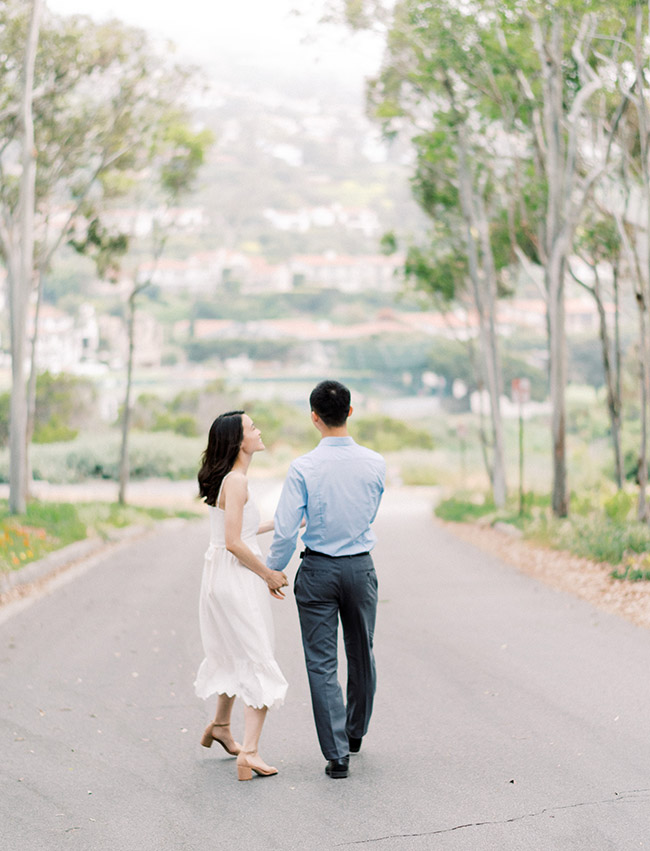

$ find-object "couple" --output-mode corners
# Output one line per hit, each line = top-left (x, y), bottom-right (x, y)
(194, 380), (386, 781)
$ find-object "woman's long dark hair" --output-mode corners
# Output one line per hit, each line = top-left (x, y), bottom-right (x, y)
(198, 411), (244, 506)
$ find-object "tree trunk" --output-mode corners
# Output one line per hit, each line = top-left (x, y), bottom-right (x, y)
(25, 268), (44, 497)
(594, 275), (624, 490)
(571, 262), (624, 489)
(547, 249), (569, 516)
(636, 292), (649, 520)
(455, 118), (507, 507)
(633, 1), (650, 520)
(542, 15), (569, 517)
(118, 291), (137, 505)
(8, 0), (43, 515)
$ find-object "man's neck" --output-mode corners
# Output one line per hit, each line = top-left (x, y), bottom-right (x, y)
(320, 425), (350, 439)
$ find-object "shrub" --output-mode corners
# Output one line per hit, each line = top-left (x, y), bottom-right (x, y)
(0, 432), (204, 484)
(401, 465), (438, 486)
(435, 496), (496, 523)
(353, 416), (434, 453)
(33, 416), (78, 444)
(603, 490), (634, 523)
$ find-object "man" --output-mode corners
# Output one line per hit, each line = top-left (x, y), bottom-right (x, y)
(266, 380), (386, 778)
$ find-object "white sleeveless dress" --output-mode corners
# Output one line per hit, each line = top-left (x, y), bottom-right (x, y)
(194, 476), (288, 709)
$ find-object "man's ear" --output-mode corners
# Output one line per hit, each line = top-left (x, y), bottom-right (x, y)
(348, 406), (353, 418)
(311, 410), (319, 426)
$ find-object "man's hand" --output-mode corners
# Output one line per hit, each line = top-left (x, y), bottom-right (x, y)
(266, 569), (289, 600)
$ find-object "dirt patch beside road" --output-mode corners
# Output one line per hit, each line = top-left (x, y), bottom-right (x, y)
(443, 520), (650, 631)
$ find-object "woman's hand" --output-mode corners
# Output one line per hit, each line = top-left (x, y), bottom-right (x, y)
(266, 569), (288, 599)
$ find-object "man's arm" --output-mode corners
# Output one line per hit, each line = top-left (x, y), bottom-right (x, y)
(266, 464), (307, 572)
(369, 458), (386, 524)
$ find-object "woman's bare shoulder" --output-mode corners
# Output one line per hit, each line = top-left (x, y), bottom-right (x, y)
(223, 470), (248, 491)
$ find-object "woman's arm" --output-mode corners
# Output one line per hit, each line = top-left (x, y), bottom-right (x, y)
(257, 519), (274, 534)
(223, 473), (287, 599)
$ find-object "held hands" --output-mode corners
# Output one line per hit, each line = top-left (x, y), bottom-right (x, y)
(266, 568), (289, 600)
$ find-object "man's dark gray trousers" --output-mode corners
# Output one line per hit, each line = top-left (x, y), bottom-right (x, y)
(294, 549), (378, 760)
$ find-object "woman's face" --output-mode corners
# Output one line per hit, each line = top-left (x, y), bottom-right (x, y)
(239, 414), (265, 455)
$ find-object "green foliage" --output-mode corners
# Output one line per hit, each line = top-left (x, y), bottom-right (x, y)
(0, 373), (96, 448)
(612, 554), (650, 582)
(438, 484), (650, 565)
(68, 217), (129, 282)
(549, 515), (650, 565)
(404, 244), (459, 303)
(243, 400), (314, 451)
(435, 496), (496, 523)
(151, 413), (199, 437)
(603, 490), (634, 523)
(0, 498), (197, 573)
(131, 392), (200, 436)
(401, 464), (438, 486)
(352, 415), (434, 453)
(0, 432), (204, 484)
(33, 372), (96, 444)
(33, 416), (78, 444)
(159, 122), (214, 197)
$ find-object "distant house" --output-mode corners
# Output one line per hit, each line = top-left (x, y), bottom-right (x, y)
(289, 253), (403, 293)
(28, 304), (80, 373)
(136, 249), (291, 295)
(263, 203), (380, 238)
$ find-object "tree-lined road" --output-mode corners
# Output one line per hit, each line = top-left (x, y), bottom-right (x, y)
(2, 484), (650, 850)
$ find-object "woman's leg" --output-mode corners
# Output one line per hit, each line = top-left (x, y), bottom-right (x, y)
(242, 704), (268, 753)
(236, 704), (278, 779)
(201, 693), (241, 753)
(214, 692), (236, 725)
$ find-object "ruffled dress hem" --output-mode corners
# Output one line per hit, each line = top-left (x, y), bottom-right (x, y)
(194, 658), (287, 709)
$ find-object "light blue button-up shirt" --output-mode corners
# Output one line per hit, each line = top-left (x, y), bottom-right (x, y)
(266, 436), (386, 572)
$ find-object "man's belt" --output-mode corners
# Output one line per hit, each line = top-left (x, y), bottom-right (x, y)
(300, 547), (370, 559)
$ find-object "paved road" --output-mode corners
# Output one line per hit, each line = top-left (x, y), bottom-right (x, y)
(2, 484), (650, 850)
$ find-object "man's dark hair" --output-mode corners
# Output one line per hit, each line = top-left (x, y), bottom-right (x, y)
(310, 380), (351, 427)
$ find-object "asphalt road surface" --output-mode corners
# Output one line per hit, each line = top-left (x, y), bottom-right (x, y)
(1, 484), (650, 851)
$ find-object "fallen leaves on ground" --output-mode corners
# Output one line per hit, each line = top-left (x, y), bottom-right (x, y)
(442, 520), (650, 630)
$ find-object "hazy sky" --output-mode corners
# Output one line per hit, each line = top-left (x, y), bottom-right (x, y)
(46, 0), (382, 85)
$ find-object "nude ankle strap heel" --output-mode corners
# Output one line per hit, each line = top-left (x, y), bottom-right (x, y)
(236, 751), (278, 781)
(237, 763), (253, 781)
(200, 722), (241, 755)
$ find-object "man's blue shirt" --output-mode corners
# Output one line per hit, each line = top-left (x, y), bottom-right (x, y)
(266, 436), (386, 572)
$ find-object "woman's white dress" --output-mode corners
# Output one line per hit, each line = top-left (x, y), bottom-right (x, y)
(194, 478), (288, 709)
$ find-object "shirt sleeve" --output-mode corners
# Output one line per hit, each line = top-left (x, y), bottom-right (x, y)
(369, 458), (386, 524)
(266, 463), (307, 572)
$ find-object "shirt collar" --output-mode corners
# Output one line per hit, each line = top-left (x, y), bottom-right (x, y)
(319, 436), (355, 445)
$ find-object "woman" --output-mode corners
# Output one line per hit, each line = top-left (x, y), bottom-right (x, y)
(194, 410), (289, 780)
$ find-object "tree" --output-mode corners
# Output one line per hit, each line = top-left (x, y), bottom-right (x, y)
(0, 4), (201, 512)
(569, 212), (624, 489)
(360, 0), (527, 506)
(71, 120), (213, 504)
(339, 0), (635, 516)
(4, 0), (42, 514)
(510, 2), (635, 516)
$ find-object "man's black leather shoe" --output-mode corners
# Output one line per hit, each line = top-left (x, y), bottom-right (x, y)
(325, 756), (349, 778)
(348, 736), (362, 754)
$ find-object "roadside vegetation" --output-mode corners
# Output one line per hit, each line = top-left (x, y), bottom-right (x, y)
(0, 500), (198, 576)
(435, 488), (650, 580)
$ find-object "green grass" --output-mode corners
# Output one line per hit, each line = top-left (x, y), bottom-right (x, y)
(436, 487), (650, 572)
(435, 495), (497, 523)
(0, 500), (199, 575)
